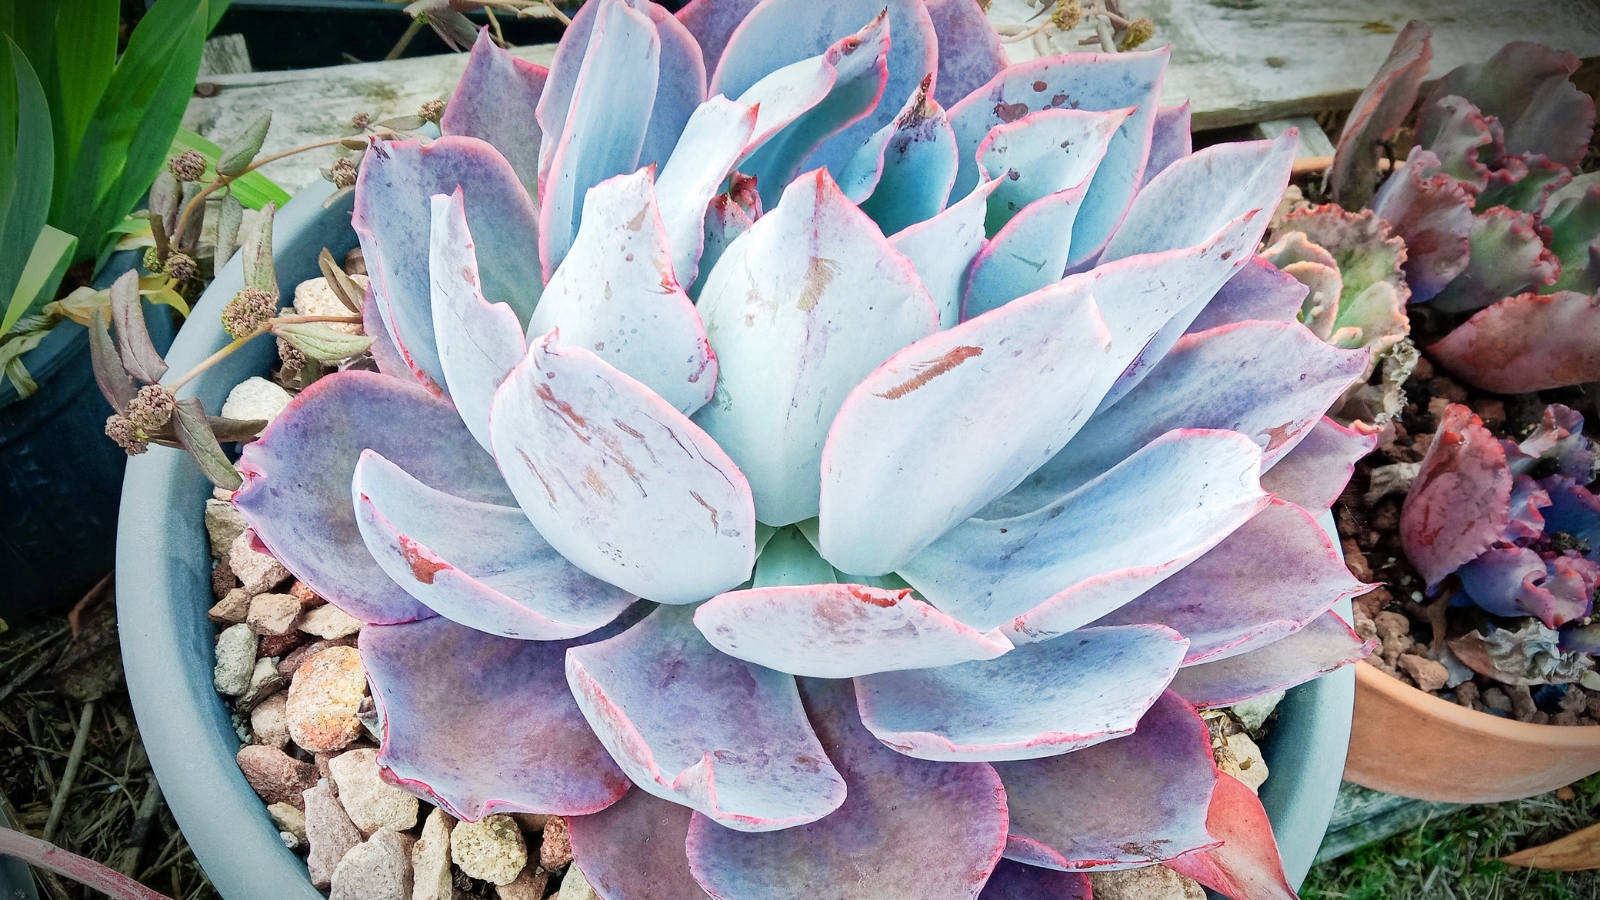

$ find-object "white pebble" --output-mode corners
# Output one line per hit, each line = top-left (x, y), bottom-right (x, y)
(251, 693), (290, 750)
(330, 749), (419, 835)
(221, 376), (292, 425)
(451, 815), (528, 886)
(411, 808), (455, 900)
(556, 867), (600, 900)
(205, 498), (248, 559)
(331, 828), (414, 900)
(300, 604), (363, 640)
(213, 623), (257, 695)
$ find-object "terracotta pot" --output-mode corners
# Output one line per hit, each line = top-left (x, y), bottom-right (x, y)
(1344, 661), (1600, 803)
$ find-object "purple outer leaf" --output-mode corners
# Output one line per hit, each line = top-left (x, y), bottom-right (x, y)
(977, 860), (1090, 900)
(539, 0), (661, 278)
(1163, 771), (1299, 900)
(1168, 611), (1374, 708)
(655, 96), (759, 289)
(1329, 20), (1431, 209)
(565, 604), (847, 832)
(1371, 149), (1474, 303)
(638, 3), (708, 172)
(731, 12), (890, 211)
(890, 176), (1003, 329)
(568, 787), (710, 900)
(361, 281), (409, 378)
(530, 169), (717, 415)
(362, 614), (632, 820)
(818, 275), (1115, 576)
(693, 584), (1013, 678)
(1421, 95), (1500, 192)
(351, 450), (637, 640)
(947, 48), (1170, 270)
(1429, 206), (1561, 314)
(1459, 547), (1597, 629)
(997, 321), (1368, 515)
(1417, 41), (1596, 171)
(353, 136), (541, 393)
(489, 333), (755, 604)
(110, 270), (167, 383)
(1544, 476), (1600, 562)
(901, 430), (1270, 641)
(924, 0), (1008, 110)
(1184, 256), (1308, 334)
(852, 77), (961, 235)
(684, 677), (1008, 900)
(1094, 499), (1372, 665)
(429, 190), (527, 452)
(854, 624), (1188, 762)
(674, 0), (762, 78)
(1399, 403), (1511, 589)
(441, 30), (549, 197)
(1258, 417), (1378, 512)
(1563, 621), (1600, 654)
(693, 169), (937, 526)
(711, 0), (938, 181)
(1142, 102), (1192, 188)
(960, 108), (1130, 320)
(235, 371), (514, 624)
(996, 691), (1218, 870)
(1428, 291), (1600, 393)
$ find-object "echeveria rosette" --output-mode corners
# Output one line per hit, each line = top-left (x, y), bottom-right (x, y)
(1332, 24), (1600, 393)
(233, 3), (1378, 898)
(1401, 402), (1600, 635)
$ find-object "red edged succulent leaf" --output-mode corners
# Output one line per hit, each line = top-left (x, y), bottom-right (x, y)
(1428, 291), (1600, 393)
(569, 785), (710, 900)
(1543, 183), (1600, 295)
(1400, 403), (1512, 588)
(1185, 256), (1309, 334)
(441, 29), (548, 197)
(1371, 149), (1474, 304)
(1164, 771), (1299, 900)
(1429, 206), (1560, 314)
(923, 0), (1008, 110)
(1420, 95), (1502, 193)
(1417, 41), (1596, 171)
(1330, 20), (1432, 210)
(847, 77), (961, 234)
(673, 0), (762, 86)
(655, 96), (759, 289)
(996, 690), (1219, 870)
(1458, 546), (1598, 629)
(1259, 417), (1378, 513)
(1477, 154), (1573, 215)
(1167, 610), (1375, 708)
(1143, 103), (1193, 189)
(977, 860), (1090, 900)
(1273, 204), (1410, 309)
(684, 677), (1008, 900)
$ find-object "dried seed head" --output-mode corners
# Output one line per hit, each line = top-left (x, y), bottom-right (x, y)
(165, 251), (198, 282)
(1120, 16), (1155, 50)
(277, 336), (306, 381)
(126, 384), (177, 431)
(418, 99), (446, 124)
(222, 287), (277, 339)
(143, 247), (167, 274)
(329, 157), (359, 189)
(106, 414), (149, 455)
(168, 149), (207, 183)
(350, 111), (372, 130)
(1051, 0), (1082, 31)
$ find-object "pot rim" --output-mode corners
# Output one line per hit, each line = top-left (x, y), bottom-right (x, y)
(1354, 660), (1600, 745)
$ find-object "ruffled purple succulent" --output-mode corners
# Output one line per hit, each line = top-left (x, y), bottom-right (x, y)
(1331, 22), (1600, 395)
(1401, 402), (1600, 636)
(232, 2), (1379, 897)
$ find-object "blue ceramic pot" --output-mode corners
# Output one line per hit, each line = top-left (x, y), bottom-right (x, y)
(111, 178), (1353, 899)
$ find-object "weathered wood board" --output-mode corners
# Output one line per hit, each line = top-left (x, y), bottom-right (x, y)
(184, 1), (1600, 193)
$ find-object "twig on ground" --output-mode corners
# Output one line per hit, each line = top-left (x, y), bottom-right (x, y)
(42, 699), (98, 843)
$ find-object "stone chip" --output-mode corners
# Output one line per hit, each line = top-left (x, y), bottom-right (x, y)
(230, 529), (290, 594)
(213, 623), (257, 696)
(236, 745), (318, 810)
(248, 592), (303, 636)
(286, 645), (369, 753)
(331, 828), (415, 900)
(451, 814), (528, 886)
(329, 748), (420, 834)
(412, 807), (455, 900)
(301, 603), (363, 640)
(305, 779), (363, 890)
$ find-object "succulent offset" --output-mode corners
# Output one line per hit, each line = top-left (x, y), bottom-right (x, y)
(1330, 23), (1600, 396)
(232, 2), (1380, 897)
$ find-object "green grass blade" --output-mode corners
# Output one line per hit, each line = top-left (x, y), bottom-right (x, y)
(53, 0), (118, 179)
(0, 36), (54, 310)
(1, 224), (77, 336)
(169, 128), (290, 210)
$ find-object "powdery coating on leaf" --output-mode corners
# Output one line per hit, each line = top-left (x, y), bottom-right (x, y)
(692, 169), (937, 526)
(361, 615), (633, 821)
(904, 430), (1269, 640)
(568, 788), (710, 900)
(361, 288), (408, 378)
(429, 189), (529, 453)
(976, 860), (1090, 900)
(1421, 95), (1500, 192)
(890, 176), (1003, 329)
(1458, 546), (1597, 629)
(1259, 417), (1378, 512)
(995, 691), (1219, 870)
(1428, 291), (1600, 393)
(1184, 257), (1309, 334)
(353, 137), (541, 394)
(1400, 403), (1513, 588)
(1167, 610), (1374, 708)
(1094, 500), (1372, 665)
(1417, 40), (1596, 170)
(1371, 150), (1474, 304)
(489, 334), (755, 604)
(852, 77), (961, 235)
(947, 48), (1170, 269)
(751, 525), (837, 588)
(1330, 20), (1432, 209)
(1142, 103), (1193, 186)
(1429, 206), (1560, 314)
(539, 0), (662, 278)
(820, 275), (1114, 575)
(711, 0), (938, 179)
(441, 30), (549, 196)
(854, 624), (1189, 762)
(675, 0), (763, 79)
(564, 604), (847, 832)
(922, 0), (1008, 110)
(655, 96), (759, 289)
(636, 4), (709, 173)
(235, 371), (515, 624)
(694, 584), (1014, 678)
(685, 677), (1008, 900)
(1273, 204), (1410, 309)
(530, 169), (718, 415)
(1163, 772), (1297, 900)
(351, 450), (638, 640)
(998, 321), (1368, 514)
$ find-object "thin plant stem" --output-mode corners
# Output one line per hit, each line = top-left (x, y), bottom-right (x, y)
(387, 14), (429, 60)
(486, 6), (507, 45)
(172, 134), (385, 240)
(160, 314), (362, 394)
(0, 827), (174, 900)
(542, 0), (572, 25)
(41, 699), (97, 843)
(1092, 6), (1117, 51)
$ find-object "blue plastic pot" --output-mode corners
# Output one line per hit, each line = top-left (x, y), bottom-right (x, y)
(111, 178), (1353, 899)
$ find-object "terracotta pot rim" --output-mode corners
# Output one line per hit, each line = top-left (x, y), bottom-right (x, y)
(1356, 661), (1600, 747)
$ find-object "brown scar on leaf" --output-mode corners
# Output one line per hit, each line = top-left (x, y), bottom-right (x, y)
(873, 346), (984, 399)
(690, 491), (720, 530)
(797, 257), (839, 312)
(584, 466), (615, 501)
(626, 206), (649, 231)
(399, 535), (447, 584)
